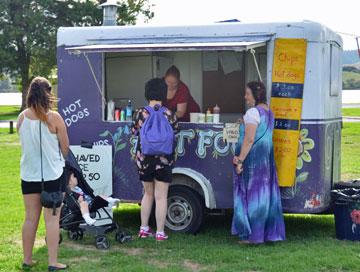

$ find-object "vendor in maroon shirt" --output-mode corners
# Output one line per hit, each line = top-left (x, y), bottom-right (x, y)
(163, 65), (200, 122)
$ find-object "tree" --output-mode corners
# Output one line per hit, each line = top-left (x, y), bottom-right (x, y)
(0, 0), (154, 111)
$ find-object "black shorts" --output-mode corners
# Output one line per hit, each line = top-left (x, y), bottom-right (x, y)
(21, 170), (66, 195)
(140, 166), (172, 183)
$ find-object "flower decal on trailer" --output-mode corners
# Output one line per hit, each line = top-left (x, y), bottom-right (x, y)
(296, 128), (315, 170)
(351, 209), (360, 233)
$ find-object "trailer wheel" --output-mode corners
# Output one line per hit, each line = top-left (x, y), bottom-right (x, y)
(166, 186), (204, 234)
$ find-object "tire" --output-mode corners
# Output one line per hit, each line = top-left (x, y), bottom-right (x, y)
(95, 235), (110, 250)
(115, 231), (132, 243)
(166, 185), (204, 234)
(68, 230), (78, 241)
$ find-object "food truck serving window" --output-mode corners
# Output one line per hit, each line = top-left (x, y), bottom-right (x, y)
(66, 40), (269, 123)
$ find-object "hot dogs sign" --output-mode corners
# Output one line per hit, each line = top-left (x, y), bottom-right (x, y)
(270, 38), (307, 187)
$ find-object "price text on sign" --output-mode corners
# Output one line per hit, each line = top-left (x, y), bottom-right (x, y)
(270, 38), (307, 187)
(70, 145), (113, 196)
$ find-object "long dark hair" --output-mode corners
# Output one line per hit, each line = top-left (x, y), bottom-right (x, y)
(26, 77), (56, 123)
(246, 81), (267, 105)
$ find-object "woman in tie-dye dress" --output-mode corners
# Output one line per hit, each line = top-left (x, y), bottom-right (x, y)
(232, 81), (285, 244)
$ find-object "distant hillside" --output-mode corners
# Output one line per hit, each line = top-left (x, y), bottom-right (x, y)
(343, 50), (359, 65)
(343, 62), (360, 89)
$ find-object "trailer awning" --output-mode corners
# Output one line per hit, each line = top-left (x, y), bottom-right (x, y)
(66, 40), (268, 53)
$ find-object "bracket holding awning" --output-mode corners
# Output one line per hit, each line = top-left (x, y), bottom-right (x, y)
(66, 40), (269, 54)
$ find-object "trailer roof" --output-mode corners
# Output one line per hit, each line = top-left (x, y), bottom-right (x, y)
(57, 21), (342, 48)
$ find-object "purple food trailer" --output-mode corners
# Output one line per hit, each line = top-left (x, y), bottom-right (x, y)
(57, 20), (342, 233)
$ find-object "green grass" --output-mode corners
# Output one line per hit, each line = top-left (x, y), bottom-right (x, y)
(1, 124), (360, 272)
(342, 108), (360, 117)
(343, 71), (360, 89)
(0, 105), (20, 121)
(341, 122), (360, 180)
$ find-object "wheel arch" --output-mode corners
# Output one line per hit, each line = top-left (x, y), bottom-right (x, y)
(172, 167), (216, 209)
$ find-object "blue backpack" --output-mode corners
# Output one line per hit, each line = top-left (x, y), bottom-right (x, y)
(140, 105), (174, 155)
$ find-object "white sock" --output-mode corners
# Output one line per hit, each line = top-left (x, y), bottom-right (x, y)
(141, 226), (149, 232)
(106, 197), (120, 206)
(156, 231), (165, 236)
(83, 213), (96, 226)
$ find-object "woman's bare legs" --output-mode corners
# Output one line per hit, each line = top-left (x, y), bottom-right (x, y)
(22, 194), (42, 265)
(154, 180), (169, 233)
(43, 207), (66, 268)
(140, 182), (155, 227)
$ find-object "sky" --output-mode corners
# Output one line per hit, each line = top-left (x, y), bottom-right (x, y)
(136, 0), (359, 50)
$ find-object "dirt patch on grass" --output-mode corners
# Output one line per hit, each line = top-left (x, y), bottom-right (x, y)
(119, 247), (144, 256)
(67, 255), (101, 264)
(147, 259), (169, 269)
(183, 259), (212, 272)
(62, 240), (102, 252)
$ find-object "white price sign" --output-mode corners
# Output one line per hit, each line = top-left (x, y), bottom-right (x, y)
(70, 145), (113, 225)
(223, 123), (240, 143)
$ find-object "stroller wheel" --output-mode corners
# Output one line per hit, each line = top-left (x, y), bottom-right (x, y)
(115, 231), (132, 244)
(95, 235), (110, 250)
(68, 230), (81, 241)
(76, 229), (84, 240)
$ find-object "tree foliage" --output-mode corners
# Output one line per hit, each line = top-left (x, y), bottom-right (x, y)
(0, 0), (154, 109)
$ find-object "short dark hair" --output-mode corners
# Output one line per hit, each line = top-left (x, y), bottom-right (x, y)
(165, 65), (180, 80)
(145, 78), (167, 102)
(246, 81), (267, 105)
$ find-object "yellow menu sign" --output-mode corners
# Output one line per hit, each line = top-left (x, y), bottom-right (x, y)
(270, 39), (307, 187)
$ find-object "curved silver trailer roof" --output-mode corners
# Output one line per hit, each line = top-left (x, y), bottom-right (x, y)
(57, 21), (342, 47)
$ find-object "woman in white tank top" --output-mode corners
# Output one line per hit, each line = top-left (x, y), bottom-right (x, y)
(17, 77), (69, 271)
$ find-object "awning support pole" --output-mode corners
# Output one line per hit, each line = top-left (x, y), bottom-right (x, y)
(250, 48), (262, 82)
(83, 53), (107, 106)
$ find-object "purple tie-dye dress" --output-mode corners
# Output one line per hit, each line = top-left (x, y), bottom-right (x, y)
(231, 106), (286, 243)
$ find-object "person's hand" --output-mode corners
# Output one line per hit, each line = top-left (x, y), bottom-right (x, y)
(235, 164), (243, 175)
(78, 195), (84, 202)
(233, 156), (239, 165)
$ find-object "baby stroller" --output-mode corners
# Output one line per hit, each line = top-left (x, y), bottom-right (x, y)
(59, 149), (132, 249)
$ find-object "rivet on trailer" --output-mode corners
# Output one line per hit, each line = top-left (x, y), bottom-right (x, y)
(57, 17), (343, 233)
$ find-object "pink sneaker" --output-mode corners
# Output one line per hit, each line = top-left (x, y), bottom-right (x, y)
(138, 228), (154, 238)
(155, 232), (168, 241)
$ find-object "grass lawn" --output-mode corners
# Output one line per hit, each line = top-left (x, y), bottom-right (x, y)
(1, 124), (360, 272)
(0, 105), (20, 121)
(342, 107), (360, 117)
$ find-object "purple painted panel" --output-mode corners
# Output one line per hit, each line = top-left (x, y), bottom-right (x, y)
(281, 122), (342, 213)
(57, 45), (340, 212)
(57, 47), (103, 125)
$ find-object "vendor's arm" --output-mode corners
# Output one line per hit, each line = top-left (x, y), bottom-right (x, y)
(176, 102), (187, 119)
(174, 82), (190, 119)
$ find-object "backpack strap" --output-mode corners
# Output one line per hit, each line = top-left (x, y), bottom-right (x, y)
(144, 105), (154, 114)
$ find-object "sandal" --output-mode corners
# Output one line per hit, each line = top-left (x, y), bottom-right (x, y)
(22, 260), (38, 270)
(48, 264), (68, 271)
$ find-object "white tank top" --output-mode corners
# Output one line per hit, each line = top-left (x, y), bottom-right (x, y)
(19, 113), (65, 182)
